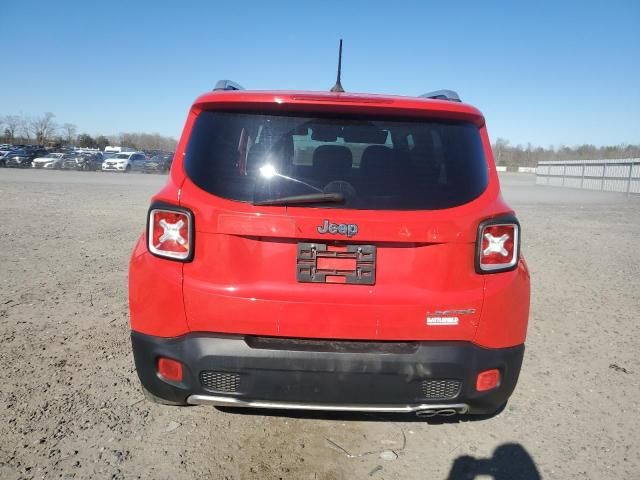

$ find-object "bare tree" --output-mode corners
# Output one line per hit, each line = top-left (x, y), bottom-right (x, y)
(492, 138), (510, 166)
(95, 135), (110, 150)
(76, 133), (96, 148)
(3, 115), (21, 143)
(117, 132), (177, 151)
(62, 123), (77, 145)
(491, 141), (640, 167)
(19, 117), (32, 142)
(29, 112), (57, 144)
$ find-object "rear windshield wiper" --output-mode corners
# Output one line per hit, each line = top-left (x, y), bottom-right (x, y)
(253, 192), (345, 206)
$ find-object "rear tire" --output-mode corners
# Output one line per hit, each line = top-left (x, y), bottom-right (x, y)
(141, 386), (190, 406)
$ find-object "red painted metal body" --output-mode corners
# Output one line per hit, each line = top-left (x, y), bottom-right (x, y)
(129, 91), (530, 349)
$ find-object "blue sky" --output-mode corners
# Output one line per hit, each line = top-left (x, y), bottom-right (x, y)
(1, 0), (638, 147)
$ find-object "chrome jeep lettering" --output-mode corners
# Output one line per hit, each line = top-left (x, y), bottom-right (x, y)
(317, 220), (358, 237)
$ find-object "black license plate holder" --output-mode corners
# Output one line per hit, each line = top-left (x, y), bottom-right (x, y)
(296, 243), (376, 285)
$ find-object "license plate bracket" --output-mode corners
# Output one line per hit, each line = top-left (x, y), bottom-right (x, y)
(296, 243), (376, 285)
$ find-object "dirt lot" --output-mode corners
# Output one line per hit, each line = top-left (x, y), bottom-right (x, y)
(1, 169), (638, 479)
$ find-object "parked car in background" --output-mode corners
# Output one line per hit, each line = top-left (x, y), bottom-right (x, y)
(142, 153), (173, 173)
(61, 153), (80, 170)
(4, 148), (46, 168)
(0, 145), (15, 156)
(76, 152), (104, 171)
(104, 146), (129, 154)
(0, 149), (14, 166)
(102, 151), (146, 172)
(61, 152), (99, 170)
(32, 152), (66, 169)
(61, 151), (104, 171)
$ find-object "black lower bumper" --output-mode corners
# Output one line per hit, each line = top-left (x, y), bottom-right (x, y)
(131, 332), (524, 415)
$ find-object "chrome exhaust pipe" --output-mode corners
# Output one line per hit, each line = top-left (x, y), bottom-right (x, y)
(415, 409), (438, 418)
(415, 408), (460, 418)
(436, 408), (458, 416)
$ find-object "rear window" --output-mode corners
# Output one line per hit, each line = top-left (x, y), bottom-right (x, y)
(184, 111), (489, 210)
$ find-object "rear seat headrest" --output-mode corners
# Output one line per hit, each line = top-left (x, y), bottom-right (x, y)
(359, 145), (396, 175)
(312, 145), (353, 176)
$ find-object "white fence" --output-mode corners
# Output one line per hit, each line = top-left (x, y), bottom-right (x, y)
(536, 159), (640, 195)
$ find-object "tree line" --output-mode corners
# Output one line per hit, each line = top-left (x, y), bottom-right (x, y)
(0, 112), (177, 152)
(492, 138), (640, 167)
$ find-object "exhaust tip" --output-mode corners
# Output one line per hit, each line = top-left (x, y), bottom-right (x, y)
(415, 408), (460, 418)
(415, 409), (438, 418)
(437, 408), (458, 416)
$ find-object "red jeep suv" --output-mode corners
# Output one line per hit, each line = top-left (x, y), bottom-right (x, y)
(129, 80), (530, 417)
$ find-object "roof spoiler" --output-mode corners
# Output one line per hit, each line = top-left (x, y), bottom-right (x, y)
(419, 89), (461, 102)
(213, 80), (245, 91)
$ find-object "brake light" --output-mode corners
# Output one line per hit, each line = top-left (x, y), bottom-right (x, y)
(147, 207), (193, 261)
(477, 218), (519, 273)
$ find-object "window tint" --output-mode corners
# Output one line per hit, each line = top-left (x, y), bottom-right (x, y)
(185, 111), (489, 210)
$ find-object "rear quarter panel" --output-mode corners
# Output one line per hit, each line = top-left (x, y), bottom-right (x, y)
(129, 235), (190, 337)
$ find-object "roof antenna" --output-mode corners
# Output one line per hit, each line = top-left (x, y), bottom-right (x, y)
(330, 39), (345, 93)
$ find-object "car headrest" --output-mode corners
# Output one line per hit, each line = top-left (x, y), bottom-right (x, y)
(312, 145), (353, 176)
(342, 125), (387, 144)
(359, 145), (397, 176)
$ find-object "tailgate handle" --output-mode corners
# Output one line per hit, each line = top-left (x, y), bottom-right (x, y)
(296, 243), (376, 285)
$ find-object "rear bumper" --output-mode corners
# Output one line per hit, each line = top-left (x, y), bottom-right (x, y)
(131, 331), (524, 415)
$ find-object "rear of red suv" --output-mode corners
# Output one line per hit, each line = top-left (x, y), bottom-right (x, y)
(129, 86), (530, 416)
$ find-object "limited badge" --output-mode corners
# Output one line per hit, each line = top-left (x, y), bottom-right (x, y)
(426, 316), (459, 326)
(426, 309), (475, 326)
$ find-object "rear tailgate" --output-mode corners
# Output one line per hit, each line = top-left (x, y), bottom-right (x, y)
(181, 189), (487, 341)
(177, 100), (500, 341)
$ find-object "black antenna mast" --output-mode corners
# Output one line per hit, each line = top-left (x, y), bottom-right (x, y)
(330, 39), (345, 93)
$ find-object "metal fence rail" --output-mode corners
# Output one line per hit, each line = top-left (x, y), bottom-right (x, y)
(536, 158), (640, 196)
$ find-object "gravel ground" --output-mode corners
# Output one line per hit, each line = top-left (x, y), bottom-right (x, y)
(0, 169), (638, 479)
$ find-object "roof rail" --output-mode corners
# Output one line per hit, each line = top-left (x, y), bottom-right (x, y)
(213, 80), (245, 91)
(419, 89), (461, 102)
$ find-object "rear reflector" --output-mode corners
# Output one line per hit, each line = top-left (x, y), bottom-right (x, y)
(148, 206), (193, 261)
(476, 369), (500, 392)
(477, 218), (519, 273)
(157, 357), (183, 382)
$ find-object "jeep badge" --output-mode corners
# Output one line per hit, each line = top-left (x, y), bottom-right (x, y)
(317, 219), (358, 237)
